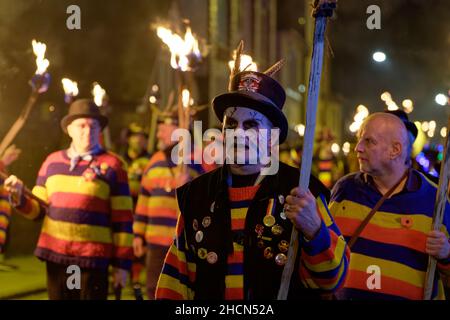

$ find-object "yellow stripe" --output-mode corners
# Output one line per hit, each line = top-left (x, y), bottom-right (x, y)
(113, 232), (133, 247)
(225, 275), (243, 288)
(45, 175), (110, 200)
(231, 207), (247, 220)
(133, 221), (146, 236)
(0, 200), (11, 214)
(32, 185), (48, 203)
(157, 273), (194, 299)
(317, 196), (333, 227)
(303, 235), (347, 272)
(145, 225), (176, 237)
(42, 216), (112, 243)
(146, 167), (174, 179)
(0, 215), (9, 225)
(332, 199), (433, 234)
(111, 196), (133, 211)
(138, 195), (178, 210)
(349, 253), (425, 288)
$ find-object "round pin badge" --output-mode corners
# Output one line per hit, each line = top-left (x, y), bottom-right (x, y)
(278, 240), (289, 253)
(275, 253), (287, 266)
(206, 252), (218, 264)
(271, 224), (284, 236)
(257, 240), (265, 248)
(195, 230), (204, 243)
(255, 224), (264, 236)
(263, 247), (274, 259)
(192, 219), (199, 231)
(198, 248), (207, 259)
(263, 215), (276, 227)
(202, 216), (212, 228)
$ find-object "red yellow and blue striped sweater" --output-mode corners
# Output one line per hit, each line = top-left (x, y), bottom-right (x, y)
(133, 149), (206, 248)
(14, 150), (134, 270)
(155, 164), (350, 300)
(330, 170), (450, 300)
(0, 186), (11, 254)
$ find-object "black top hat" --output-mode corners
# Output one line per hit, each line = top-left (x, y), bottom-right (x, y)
(212, 70), (288, 143)
(384, 109), (418, 140)
(61, 99), (108, 133)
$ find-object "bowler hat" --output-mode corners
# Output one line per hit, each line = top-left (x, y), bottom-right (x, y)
(384, 110), (418, 140)
(212, 71), (288, 143)
(61, 99), (108, 133)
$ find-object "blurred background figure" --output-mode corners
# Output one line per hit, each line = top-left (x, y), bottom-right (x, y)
(0, 145), (21, 266)
(122, 122), (150, 299)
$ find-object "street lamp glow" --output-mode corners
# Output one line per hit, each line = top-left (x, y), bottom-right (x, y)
(331, 143), (340, 155)
(440, 127), (447, 138)
(373, 51), (386, 63)
(435, 93), (447, 106)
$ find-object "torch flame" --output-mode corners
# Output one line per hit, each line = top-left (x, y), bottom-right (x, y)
(32, 39), (50, 75)
(156, 26), (201, 72)
(61, 78), (79, 97)
(92, 82), (106, 107)
(182, 89), (193, 108)
(228, 54), (258, 73)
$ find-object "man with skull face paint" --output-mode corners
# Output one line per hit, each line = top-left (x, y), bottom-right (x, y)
(156, 57), (349, 300)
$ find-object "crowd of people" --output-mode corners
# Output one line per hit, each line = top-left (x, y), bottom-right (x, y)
(0, 50), (449, 301)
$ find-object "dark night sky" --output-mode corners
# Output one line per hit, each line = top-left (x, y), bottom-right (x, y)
(0, 0), (449, 181)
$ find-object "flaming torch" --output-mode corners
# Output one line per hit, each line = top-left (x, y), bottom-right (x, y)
(0, 39), (51, 156)
(91, 82), (112, 149)
(155, 22), (203, 174)
(61, 78), (79, 105)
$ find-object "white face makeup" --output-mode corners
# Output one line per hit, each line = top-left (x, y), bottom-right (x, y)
(222, 107), (275, 174)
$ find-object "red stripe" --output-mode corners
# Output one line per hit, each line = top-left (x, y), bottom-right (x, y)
(165, 251), (188, 276)
(225, 287), (243, 300)
(335, 216), (427, 252)
(113, 246), (134, 260)
(302, 230), (339, 265)
(228, 185), (260, 201)
(228, 251), (244, 264)
(135, 205), (177, 219)
(231, 219), (245, 230)
(50, 193), (109, 213)
(37, 232), (113, 257)
(156, 287), (184, 300)
(147, 236), (174, 247)
(111, 210), (133, 223)
(345, 269), (423, 300)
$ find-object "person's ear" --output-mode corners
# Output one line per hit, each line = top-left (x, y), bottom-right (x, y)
(391, 141), (402, 160)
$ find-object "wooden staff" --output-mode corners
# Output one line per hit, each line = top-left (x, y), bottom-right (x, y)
(0, 171), (48, 209)
(277, 0), (337, 300)
(423, 116), (450, 300)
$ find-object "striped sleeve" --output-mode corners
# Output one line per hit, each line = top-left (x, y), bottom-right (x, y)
(133, 164), (152, 241)
(13, 157), (50, 220)
(156, 214), (196, 300)
(110, 162), (134, 270)
(437, 202), (450, 276)
(298, 193), (350, 292)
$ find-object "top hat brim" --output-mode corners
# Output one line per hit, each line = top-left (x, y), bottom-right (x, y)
(61, 113), (108, 133)
(212, 91), (288, 143)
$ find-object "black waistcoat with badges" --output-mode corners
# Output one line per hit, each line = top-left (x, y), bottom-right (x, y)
(176, 162), (330, 300)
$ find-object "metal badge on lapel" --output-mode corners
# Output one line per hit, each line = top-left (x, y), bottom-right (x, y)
(202, 216), (211, 228)
(192, 219), (199, 231)
(206, 252), (218, 264)
(195, 230), (204, 243)
(278, 195), (285, 205)
(210, 201), (215, 213)
(275, 253), (287, 266)
(263, 215), (276, 227)
(278, 240), (289, 253)
(198, 248), (207, 259)
(271, 224), (284, 236)
(255, 224), (264, 236)
(264, 247), (274, 259)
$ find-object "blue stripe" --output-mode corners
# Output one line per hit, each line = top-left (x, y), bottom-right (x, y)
(227, 263), (244, 275)
(47, 207), (110, 227)
(304, 253), (346, 280)
(229, 200), (252, 209)
(148, 217), (177, 227)
(162, 259), (193, 290)
(139, 187), (176, 197)
(346, 236), (428, 271)
(112, 222), (133, 233)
